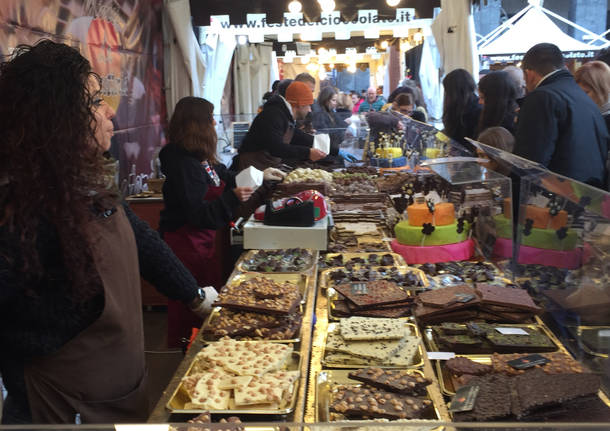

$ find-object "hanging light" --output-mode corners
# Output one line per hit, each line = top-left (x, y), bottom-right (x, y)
(288, 0), (302, 13)
(386, 0), (400, 6)
(380, 40), (389, 50)
(329, 63), (335, 69)
(317, 47), (328, 56)
(347, 63), (357, 74)
(413, 32), (423, 43)
(319, 0), (335, 13)
(237, 35), (248, 45)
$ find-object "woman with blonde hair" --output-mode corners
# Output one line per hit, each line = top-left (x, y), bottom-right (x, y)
(575, 60), (610, 130)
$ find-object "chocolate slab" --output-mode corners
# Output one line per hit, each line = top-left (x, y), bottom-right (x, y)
(452, 374), (513, 421)
(203, 309), (301, 339)
(330, 384), (432, 420)
(513, 369), (600, 418)
(491, 352), (588, 376)
(417, 284), (479, 308)
(485, 330), (556, 353)
(214, 277), (301, 315)
(445, 357), (492, 376)
(476, 283), (541, 313)
(334, 280), (410, 309)
(347, 368), (432, 395)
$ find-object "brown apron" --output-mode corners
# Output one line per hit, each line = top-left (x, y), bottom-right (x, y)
(24, 206), (148, 424)
(237, 125), (295, 171)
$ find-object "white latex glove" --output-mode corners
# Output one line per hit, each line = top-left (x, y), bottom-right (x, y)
(263, 167), (286, 181)
(189, 286), (218, 317)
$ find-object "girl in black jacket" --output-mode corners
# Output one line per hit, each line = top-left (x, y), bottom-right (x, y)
(159, 97), (256, 346)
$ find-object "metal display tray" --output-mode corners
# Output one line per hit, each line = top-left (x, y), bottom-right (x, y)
(423, 321), (562, 355)
(166, 344), (301, 415)
(315, 369), (443, 423)
(319, 265), (428, 295)
(321, 321), (424, 369)
(318, 252), (407, 270)
(200, 306), (302, 343)
(237, 249), (316, 273)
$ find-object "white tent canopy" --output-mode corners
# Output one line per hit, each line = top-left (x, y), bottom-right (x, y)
(479, 5), (608, 57)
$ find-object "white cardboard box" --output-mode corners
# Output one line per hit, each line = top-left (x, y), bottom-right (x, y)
(243, 215), (328, 250)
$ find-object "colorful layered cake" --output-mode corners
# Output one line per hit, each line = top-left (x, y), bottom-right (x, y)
(494, 199), (581, 269)
(392, 200), (474, 264)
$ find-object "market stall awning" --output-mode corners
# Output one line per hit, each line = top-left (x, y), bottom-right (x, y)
(478, 5), (606, 61)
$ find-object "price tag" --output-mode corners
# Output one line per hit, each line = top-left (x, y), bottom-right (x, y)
(427, 352), (456, 360)
(507, 354), (550, 370)
(351, 282), (368, 295)
(450, 385), (480, 412)
(495, 327), (529, 335)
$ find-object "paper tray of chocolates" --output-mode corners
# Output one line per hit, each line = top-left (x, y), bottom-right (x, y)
(321, 319), (424, 369)
(166, 339), (301, 415)
(423, 321), (561, 355)
(318, 252), (407, 270)
(237, 248), (315, 273)
(315, 369), (442, 422)
(200, 307), (303, 342)
(319, 265), (428, 295)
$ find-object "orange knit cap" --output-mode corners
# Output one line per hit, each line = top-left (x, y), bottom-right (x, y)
(285, 81), (314, 106)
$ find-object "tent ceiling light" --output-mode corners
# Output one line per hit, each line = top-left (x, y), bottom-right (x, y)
(381, 40), (389, 50)
(319, 0), (335, 13)
(413, 32), (423, 43)
(237, 35), (248, 45)
(386, 0), (401, 6)
(288, 0), (302, 13)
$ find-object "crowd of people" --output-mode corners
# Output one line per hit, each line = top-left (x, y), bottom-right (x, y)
(442, 43), (609, 189)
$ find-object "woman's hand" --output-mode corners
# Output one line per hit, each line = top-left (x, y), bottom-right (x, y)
(263, 167), (286, 181)
(309, 148), (327, 161)
(233, 187), (254, 202)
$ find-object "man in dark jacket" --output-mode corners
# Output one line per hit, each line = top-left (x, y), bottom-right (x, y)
(235, 81), (327, 171)
(514, 43), (608, 188)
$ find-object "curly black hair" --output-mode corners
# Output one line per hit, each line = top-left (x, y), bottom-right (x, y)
(0, 39), (117, 299)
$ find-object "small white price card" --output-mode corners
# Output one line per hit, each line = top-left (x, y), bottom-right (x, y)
(598, 329), (610, 337)
(495, 327), (529, 335)
(427, 352), (456, 360)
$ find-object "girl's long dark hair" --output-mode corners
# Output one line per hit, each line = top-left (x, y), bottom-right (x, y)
(477, 71), (517, 134)
(442, 68), (478, 140)
(318, 86), (338, 126)
(0, 40), (116, 299)
(169, 97), (218, 164)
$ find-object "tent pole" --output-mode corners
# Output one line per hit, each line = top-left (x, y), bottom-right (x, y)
(540, 6), (610, 47)
(477, 5), (532, 49)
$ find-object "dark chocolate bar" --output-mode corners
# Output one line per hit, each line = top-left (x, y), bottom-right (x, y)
(347, 368), (432, 395)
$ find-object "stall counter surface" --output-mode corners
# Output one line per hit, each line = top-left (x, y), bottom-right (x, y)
(147, 250), (319, 423)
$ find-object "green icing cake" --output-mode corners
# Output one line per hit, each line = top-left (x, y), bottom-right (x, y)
(395, 220), (470, 246)
(493, 214), (577, 251)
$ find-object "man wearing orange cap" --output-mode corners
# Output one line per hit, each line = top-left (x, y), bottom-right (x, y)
(234, 81), (327, 171)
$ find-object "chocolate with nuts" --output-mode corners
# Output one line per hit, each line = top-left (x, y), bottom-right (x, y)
(214, 277), (301, 315)
(330, 384), (432, 420)
(347, 368), (432, 395)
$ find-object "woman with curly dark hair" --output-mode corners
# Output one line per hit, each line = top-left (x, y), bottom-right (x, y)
(0, 40), (214, 424)
(477, 70), (518, 136)
(442, 68), (481, 151)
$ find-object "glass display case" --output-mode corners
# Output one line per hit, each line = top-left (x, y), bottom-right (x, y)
(473, 139), (610, 400)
